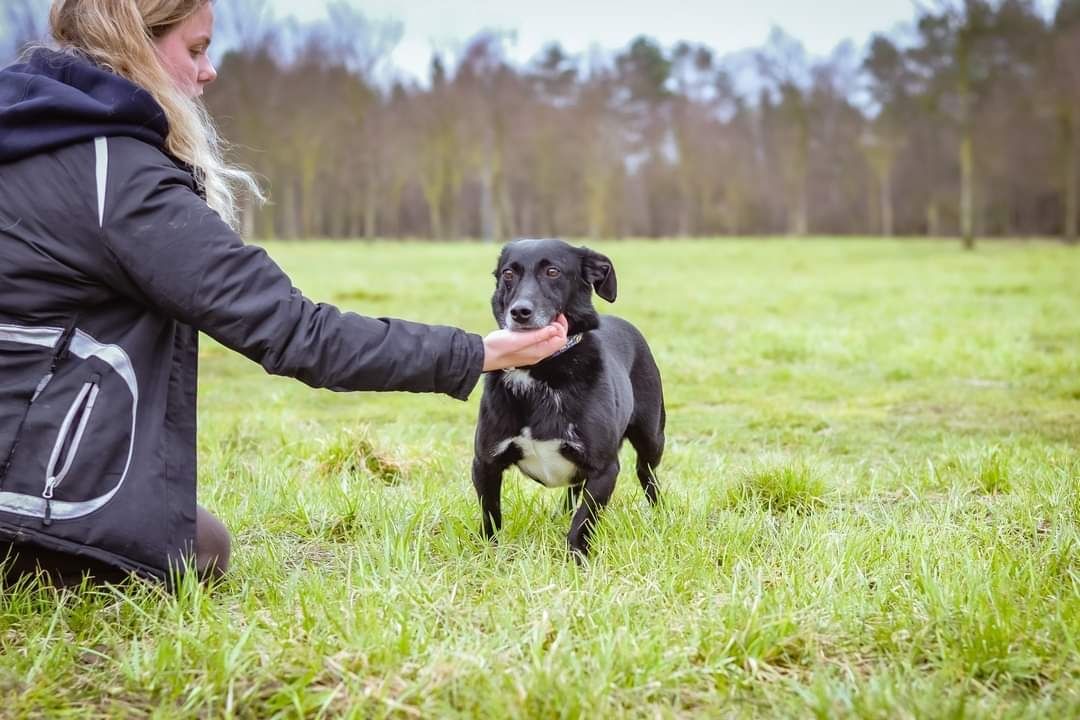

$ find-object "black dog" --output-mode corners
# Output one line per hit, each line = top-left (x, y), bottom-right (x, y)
(472, 239), (666, 558)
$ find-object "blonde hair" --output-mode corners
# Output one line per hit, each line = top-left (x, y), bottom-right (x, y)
(49, 0), (262, 230)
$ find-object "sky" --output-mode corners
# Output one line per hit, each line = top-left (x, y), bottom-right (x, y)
(268, 0), (924, 80)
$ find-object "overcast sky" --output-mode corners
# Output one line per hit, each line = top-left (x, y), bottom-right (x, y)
(269, 0), (925, 80)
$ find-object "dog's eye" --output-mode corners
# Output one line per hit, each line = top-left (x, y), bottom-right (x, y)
(501, 269), (515, 283)
(545, 267), (561, 279)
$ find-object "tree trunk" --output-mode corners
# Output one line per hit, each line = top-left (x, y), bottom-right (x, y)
(791, 177), (808, 237)
(586, 166), (608, 240)
(328, 197), (346, 238)
(790, 116), (810, 237)
(678, 191), (694, 237)
(447, 159), (464, 241)
(676, 141), (695, 236)
(241, 192), (256, 240)
(881, 165), (894, 237)
(960, 127), (975, 250)
(480, 160), (496, 242)
(1063, 106), (1078, 245)
(300, 155), (319, 238)
(387, 176), (407, 237)
(420, 162), (446, 239)
(516, 201), (529, 237)
(448, 199), (461, 240)
(787, 164), (809, 237)
(498, 173), (515, 240)
(282, 180), (300, 239)
(426, 193), (444, 239)
(927, 199), (941, 238)
(364, 168), (378, 240)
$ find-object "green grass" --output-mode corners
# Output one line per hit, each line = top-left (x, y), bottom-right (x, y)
(3, 238), (1079, 718)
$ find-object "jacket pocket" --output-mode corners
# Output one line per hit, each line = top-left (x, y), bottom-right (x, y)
(0, 325), (137, 523)
(0, 325), (62, 475)
(43, 373), (101, 501)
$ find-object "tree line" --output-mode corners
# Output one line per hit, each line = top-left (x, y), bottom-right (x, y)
(3, 0), (1079, 245)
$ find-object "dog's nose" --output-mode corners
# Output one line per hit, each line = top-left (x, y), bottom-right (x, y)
(509, 303), (534, 324)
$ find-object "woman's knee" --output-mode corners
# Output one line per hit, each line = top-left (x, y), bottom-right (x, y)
(195, 505), (231, 579)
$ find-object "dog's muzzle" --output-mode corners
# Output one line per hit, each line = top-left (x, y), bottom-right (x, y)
(505, 302), (554, 331)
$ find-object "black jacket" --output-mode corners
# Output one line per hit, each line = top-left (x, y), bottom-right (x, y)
(0, 49), (485, 581)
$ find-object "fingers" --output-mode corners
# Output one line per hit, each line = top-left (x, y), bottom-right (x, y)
(540, 316), (568, 345)
(516, 327), (563, 356)
(481, 319), (572, 372)
(520, 321), (569, 359)
(520, 325), (561, 347)
(520, 321), (565, 348)
(533, 334), (564, 355)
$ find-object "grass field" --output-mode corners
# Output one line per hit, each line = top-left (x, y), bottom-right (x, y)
(2, 239), (1079, 718)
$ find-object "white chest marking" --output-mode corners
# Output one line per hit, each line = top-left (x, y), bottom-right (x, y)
(494, 427), (580, 488)
(503, 368), (536, 394)
(501, 369), (563, 411)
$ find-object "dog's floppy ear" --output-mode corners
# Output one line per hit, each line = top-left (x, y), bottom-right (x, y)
(580, 247), (617, 303)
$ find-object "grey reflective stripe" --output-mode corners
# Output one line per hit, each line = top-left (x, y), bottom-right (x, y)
(0, 324), (62, 348)
(0, 492), (45, 516)
(94, 136), (108, 228)
(70, 330), (138, 398)
(0, 326), (138, 521)
(0, 491), (115, 520)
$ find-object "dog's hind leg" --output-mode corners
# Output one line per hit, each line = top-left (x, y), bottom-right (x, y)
(567, 461), (619, 560)
(626, 424), (664, 505)
(472, 458), (505, 540)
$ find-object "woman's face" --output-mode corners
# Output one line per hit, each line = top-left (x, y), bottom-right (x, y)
(153, 2), (217, 99)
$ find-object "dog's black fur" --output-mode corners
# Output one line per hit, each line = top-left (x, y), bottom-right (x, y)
(472, 239), (666, 559)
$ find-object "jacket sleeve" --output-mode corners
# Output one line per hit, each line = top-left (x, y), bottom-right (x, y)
(96, 144), (484, 400)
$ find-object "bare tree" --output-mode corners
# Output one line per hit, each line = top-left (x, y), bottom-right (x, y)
(1050, 0), (1080, 244)
(191, 1), (1077, 241)
(758, 28), (814, 237)
(863, 34), (915, 236)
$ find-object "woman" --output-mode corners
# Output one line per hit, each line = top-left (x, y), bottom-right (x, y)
(0, 0), (567, 586)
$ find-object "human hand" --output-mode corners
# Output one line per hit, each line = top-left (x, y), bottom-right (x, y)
(482, 314), (569, 372)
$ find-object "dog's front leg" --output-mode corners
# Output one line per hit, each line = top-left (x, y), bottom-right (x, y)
(472, 457), (504, 541)
(566, 461), (619, 560)
(563, 482), (583, 515)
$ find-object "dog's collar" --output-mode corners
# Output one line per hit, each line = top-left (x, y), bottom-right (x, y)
(550, 332), (583, 359)
(503, 332), (584, 373)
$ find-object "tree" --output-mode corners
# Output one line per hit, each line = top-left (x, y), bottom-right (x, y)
(613, 36), (673, 236)
(524, 43), (583, 237)
(187, 1), (1073, 240)
(454, 32), (522, 242)
(576, 64), (626, 239)
(862, 35), (915, 236)
(910, 1), (1002, 249)
(669, 42), (720, 236)
(415, 54), (468, 239)
(1050, 0), (1080, 243)
(757, 29), (814, 236)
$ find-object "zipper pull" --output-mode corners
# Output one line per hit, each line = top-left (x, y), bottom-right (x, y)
(42, 478), (56, 527)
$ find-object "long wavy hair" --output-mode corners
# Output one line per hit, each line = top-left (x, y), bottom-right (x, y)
(48, 0), (262, 230)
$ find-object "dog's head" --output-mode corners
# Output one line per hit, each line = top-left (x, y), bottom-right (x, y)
(491, 238), (617, 334)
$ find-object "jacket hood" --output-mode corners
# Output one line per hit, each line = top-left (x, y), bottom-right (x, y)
(0, 48), (168, 163)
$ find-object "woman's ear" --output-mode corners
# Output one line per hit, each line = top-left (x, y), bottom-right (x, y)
(579, 247), (617, 303)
